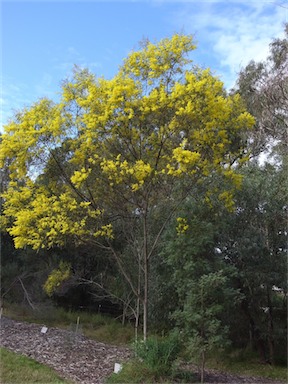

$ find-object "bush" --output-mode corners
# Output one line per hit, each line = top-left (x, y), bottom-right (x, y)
(133, 333), (181, 377)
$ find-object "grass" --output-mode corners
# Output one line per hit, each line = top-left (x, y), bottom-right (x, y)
(107, 360), (156, 383)
(206, 349), (287, 382)
(3, 302), (135, 345)
(106, 359), (199, 383)
(0, 347), (70, 383)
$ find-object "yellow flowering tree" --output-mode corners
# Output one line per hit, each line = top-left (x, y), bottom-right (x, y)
(0, 34), (254, 340)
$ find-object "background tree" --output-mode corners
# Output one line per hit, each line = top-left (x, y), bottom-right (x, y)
(231, 25), (287, 363)
(218, 163), (287, 364)
(158, 196), (241, 381)
(176, 271), (231, 384)
(236, 23), (287, 161)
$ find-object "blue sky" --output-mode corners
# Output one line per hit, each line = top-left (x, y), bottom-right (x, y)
(1, 0), (287, 131)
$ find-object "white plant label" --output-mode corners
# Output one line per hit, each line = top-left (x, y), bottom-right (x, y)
(114, 363), (122, 374)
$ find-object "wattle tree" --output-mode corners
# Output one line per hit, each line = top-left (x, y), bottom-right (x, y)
(0, 34), (254, 339)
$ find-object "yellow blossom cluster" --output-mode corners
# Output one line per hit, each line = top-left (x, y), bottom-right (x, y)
(93, 223), (114, 239)
(166, 146), (201, 175)
(100, 155), (153, 191)
(176, 217), (189, 235)
(219, 191), (235, 212)
(121, 34), (195, 80)
(2, 185), (107, 249)
(0, 33), (255, 251)
(70, 168), (91, 188)
(43, 261), (71, 297)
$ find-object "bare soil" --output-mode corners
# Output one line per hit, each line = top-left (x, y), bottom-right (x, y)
(0, 316), (285, 384)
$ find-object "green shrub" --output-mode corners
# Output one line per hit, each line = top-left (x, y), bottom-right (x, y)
(133, 333), (181, 377)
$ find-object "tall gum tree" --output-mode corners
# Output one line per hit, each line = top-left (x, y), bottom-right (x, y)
(236, 23), (287, 161)
(0, 34), (254, 339)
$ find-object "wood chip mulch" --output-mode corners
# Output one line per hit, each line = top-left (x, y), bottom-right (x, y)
(0, 316), (131, 383)
(0, 316), (286, 384)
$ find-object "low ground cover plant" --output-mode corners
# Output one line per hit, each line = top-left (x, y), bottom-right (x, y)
(0, 347), (70, 383)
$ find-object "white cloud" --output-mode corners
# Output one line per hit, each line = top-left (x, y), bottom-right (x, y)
(213, 4), (286, 81)
(154, 0), (264, 3)
(52, 46), (102, 76)
(35, 73), (54, 95)
(1, 80), (31, 128)
(1, 74), (57, 132)
(67, 46), (79, 56)
(172, 1), (287, 89)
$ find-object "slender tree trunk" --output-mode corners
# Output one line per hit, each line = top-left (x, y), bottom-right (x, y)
(200, 350), (205, 384)
(143, 263), (148, 341)
(142, 248), (148, 341)
(143, 205), (149, 341)
(266, 286), (275, 365)
(122, 309), (125, 326)
(265, 226), (274, 365)
(122, 300), (129, 326)
(135, 260), (141, 341)
(200, 285), (205, 383)
(135, 296), (140, 341)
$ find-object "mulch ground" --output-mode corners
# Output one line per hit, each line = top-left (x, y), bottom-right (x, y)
(0, 316), (285, 384)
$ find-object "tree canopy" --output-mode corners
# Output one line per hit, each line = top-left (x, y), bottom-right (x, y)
(236, 23), (288, 161)
(1, 34), (254, 339)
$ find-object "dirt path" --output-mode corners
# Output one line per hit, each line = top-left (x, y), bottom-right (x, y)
(0, 317), (285, 383)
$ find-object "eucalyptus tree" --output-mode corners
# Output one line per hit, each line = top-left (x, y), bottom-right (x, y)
(236, 23), (288, 161)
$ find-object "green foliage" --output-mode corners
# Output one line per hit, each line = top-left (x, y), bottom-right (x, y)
(173, 270), (232, 383)
(218, 163), (287, 363)
(108, 333), (196, 383)
(0, 347), (69, 383)
(133, 333), (181, 377)
(158, 198), (242, 383)
(0, 233), (66, 306)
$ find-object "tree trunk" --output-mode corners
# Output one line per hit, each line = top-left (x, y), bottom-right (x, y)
(135, 260), (141, 341)
(264, 225), (274, 365)
(200, 286), (205, 383)
(143, 244), (148, 341)
(135, 296), (140, 341)
(266, 286), (275, 365)
(143, 206), (149, 341)
(200, 350), (205, 384)
(122, 300), (129, 326)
